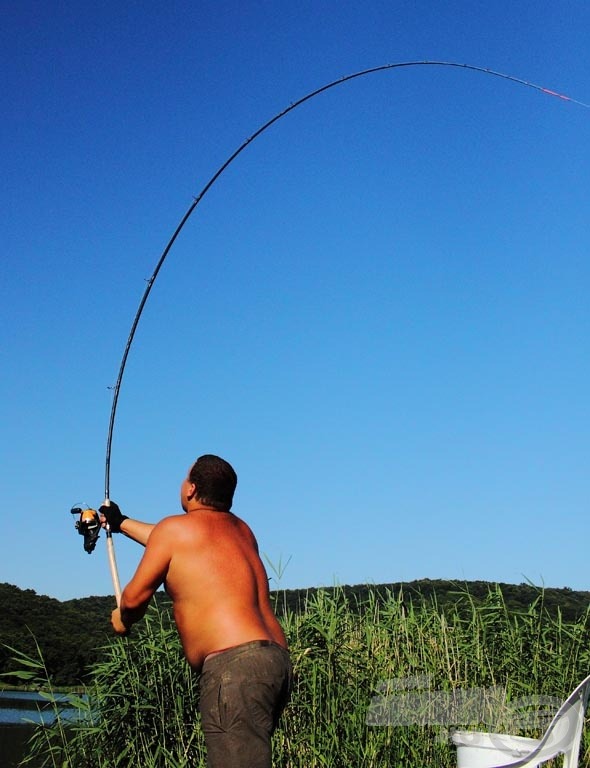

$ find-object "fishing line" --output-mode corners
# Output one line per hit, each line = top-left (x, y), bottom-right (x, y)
(103, 59), (588, 501)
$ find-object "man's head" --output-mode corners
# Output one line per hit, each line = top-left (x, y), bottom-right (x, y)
(183, 454), (238, 512)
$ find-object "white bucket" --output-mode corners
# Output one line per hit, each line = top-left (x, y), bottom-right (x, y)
(452, 730), (540, 768)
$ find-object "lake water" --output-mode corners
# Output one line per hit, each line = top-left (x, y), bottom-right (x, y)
(0, 691), (80, 768)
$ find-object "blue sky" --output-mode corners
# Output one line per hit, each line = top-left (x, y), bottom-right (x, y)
(2, 1), (589, 601)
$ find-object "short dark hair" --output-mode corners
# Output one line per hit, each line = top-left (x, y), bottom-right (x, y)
(189, 454), (237, 511)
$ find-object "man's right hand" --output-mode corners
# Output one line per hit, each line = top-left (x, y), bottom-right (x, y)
(111, 607), (131, 636)
(99, 501), (129, 533)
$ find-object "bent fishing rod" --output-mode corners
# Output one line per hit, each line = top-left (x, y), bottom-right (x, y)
(73, 60), (589, 603)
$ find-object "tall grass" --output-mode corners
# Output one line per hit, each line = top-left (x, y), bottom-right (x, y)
(11, 583), (590, 767)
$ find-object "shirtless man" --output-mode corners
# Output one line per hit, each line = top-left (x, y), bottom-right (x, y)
(100, 454), (292, 768)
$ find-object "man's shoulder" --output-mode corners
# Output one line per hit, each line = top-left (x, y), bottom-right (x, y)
(150, 513), (191, 539)
(152, 513), (209, 542)
(154, 513), (188, 530)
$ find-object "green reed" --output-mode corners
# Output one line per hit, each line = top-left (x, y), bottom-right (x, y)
(9, 583), (590, 767)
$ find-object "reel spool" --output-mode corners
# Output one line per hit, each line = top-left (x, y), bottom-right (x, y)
(70, 505), (101, 554)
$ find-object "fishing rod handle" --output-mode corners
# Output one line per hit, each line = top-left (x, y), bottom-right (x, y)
(103, 497), (122, 606)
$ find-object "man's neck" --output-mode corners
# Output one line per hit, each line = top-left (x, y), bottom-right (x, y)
(186, 502), (227, 514)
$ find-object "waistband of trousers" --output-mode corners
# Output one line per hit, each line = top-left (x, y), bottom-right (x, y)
(202, 639), (288, 671)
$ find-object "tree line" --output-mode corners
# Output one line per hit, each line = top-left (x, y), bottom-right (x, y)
(0, 579), (588, 687)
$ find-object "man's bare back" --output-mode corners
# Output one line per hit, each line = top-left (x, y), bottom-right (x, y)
(159, 509), (286, 669)
(109, 471), (286, 671)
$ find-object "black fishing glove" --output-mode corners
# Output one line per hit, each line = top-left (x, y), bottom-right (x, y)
(99, 501), (128, 533)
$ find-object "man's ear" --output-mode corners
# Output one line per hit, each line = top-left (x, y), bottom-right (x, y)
(187, 483), (197, 501)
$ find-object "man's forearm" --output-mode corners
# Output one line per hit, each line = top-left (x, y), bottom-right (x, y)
(111, 580), (155, 634)
(117, 586), (151, 629)
(120, 600), (149, 627)
(120, 518), (155, 546)
(111, 602), (148, 635)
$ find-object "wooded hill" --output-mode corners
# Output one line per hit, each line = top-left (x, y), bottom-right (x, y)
(1, 580), (588, 687)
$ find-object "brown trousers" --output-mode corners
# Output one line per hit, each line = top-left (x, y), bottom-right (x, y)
(199, 640), (293, 768)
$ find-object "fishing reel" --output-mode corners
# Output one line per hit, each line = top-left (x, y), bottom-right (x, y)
(70, 505), (101, 554)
